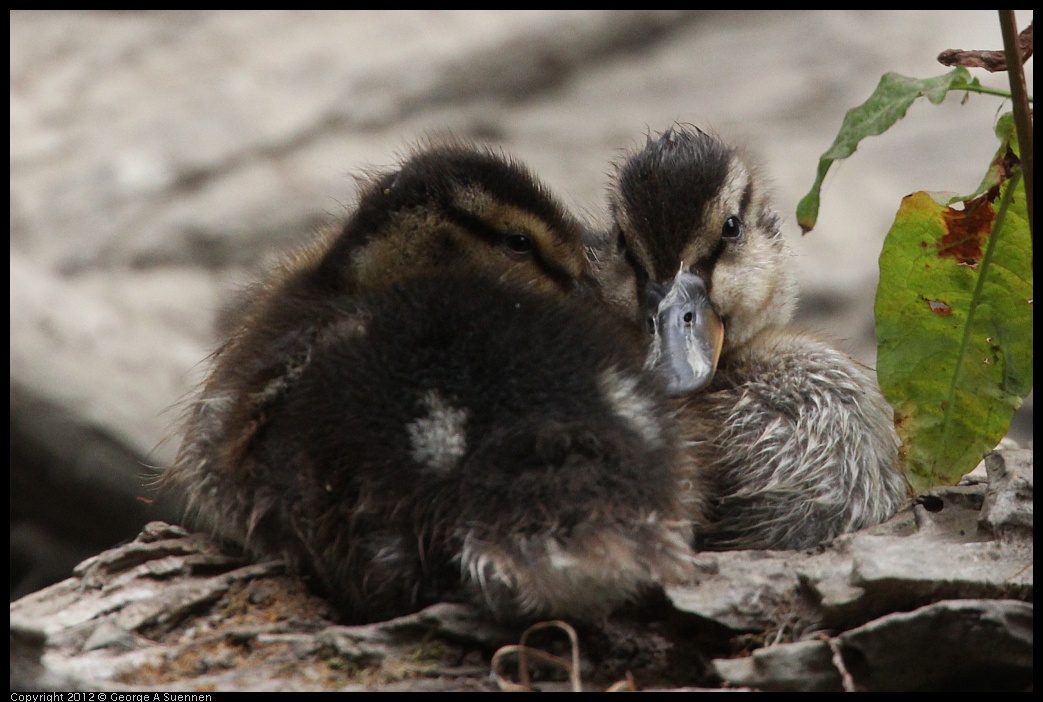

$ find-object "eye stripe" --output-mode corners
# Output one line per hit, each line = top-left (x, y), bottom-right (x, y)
(703, 235), (727, 277)
(445, 205), (578, 292)
(446, 205), (501, 246)
(621, 234), (651, 293)
(739, 178), (753, 219)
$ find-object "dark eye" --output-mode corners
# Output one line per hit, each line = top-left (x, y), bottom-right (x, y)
(506, 233), (533, 254)
(722, 215), (744, 240)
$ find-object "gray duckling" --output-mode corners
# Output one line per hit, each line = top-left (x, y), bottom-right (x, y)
(595, 125), (910, 551)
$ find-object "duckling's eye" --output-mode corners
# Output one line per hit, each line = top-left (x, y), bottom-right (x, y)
(505, 233), (534, 254)
(721, 215), (744, 240)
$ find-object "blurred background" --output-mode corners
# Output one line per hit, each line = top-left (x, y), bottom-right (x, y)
(10, 10), (1033, 600)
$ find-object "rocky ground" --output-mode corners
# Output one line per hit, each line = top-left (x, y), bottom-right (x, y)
(10, 10), (1033, 692)
(9, 448), (1033, 691)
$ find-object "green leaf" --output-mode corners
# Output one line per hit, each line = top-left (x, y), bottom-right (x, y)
(798, 67), (982, 233)
(874, 119), (1032, 492)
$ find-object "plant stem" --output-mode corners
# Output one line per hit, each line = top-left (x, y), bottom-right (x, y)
(998, 11), (1033, 239)
(958, 84), (1031, 101)
(940, 169), (1022, 461)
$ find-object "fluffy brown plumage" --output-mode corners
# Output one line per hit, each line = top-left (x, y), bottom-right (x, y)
(163, 140), (695, 623)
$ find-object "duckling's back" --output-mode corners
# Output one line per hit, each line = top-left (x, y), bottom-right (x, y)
(200, 271), (694, 623)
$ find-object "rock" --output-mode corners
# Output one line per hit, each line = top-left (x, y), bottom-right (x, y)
(9, 522), (530, 692)
(980, 448), (1034, 539)
(837, 599), (1032, 692)
(713, 639), (839, 692)
(667, 459), (1033, 636)
(713, 599), (1032, 692)
(11, 448), (1032, 692)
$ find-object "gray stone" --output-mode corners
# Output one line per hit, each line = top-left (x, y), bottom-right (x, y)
(837, 599), (1033, 692)
(12, 448), (1032, 691)
(712, 639), (839, 692)
(980, 448), (1034, 538)
(669, 465), (1033, 636)
(666, 549), (824, 633)
(712, 600), (1032, 692)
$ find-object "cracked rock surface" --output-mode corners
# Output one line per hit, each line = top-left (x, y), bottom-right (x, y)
(10, 449), (1032, 692)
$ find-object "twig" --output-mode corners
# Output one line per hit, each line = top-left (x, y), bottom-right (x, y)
(491, 620), (583, 692)
(998, 15), (1034, 238)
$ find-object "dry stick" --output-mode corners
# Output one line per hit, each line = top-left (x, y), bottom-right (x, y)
(491, 619), (583, 692)
(491, 645), (576, 692)
(519, 620), (582, 692)
(998, 14), (1033, 239)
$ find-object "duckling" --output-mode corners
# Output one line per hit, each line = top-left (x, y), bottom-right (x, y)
(170, 141), (594, 544)
(601, 125), (910, 551)
(255, 271), (695, 623)
(164, 141), (695, 624)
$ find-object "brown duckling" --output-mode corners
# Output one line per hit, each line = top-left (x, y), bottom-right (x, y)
(171, 141), (595, 544)
(599, 125), (910, 550)
(164, 141), (695, 623)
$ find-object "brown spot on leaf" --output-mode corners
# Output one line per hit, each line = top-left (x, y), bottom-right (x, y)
(938, 195), (994, 265)
(991, 149), (1016, 184)
(927, 299), (953, 316)
(893, 409), (913, 450)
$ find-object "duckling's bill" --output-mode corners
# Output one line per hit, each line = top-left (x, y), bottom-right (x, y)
(644, 268), (724, 397)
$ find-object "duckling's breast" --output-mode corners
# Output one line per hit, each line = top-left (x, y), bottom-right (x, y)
(684, 328), (909, 551)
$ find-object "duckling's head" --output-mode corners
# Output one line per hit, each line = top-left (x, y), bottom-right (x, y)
(316, 140), (593, 298)
(607, 126), (798, 396)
